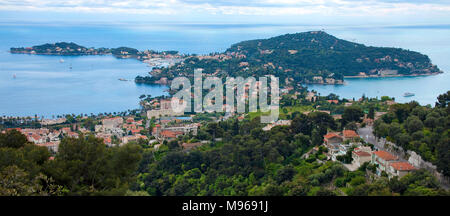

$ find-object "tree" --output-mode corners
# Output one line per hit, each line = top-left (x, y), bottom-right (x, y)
(342, 106), (364, 125)
(405, 116), (423, 133)
(0, 129), (28, 149)
(368, 106), (375, 119)
(46, 136), (142, 195)
(435, 91), (449, 108)
(290, 114), (311, 135)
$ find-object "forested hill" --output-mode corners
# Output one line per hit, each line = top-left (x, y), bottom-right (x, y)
(225, 31), (441, 82)
(137, 31), (442, 86)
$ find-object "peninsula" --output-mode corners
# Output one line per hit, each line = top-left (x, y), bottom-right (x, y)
(11, 31), (443, 87)
(10, 42), (184, 67)
(137, 31), (442, 87)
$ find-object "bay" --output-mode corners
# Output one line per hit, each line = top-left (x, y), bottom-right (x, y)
(0, 23), (449, 117)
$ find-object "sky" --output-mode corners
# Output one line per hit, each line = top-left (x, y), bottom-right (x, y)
(1, 0), (450, 26)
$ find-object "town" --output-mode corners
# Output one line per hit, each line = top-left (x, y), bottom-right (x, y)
(2, 84), (445, 187)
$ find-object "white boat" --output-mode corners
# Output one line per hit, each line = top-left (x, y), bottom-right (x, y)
(118, 78), (128, 81)
(403, 92), (415, 97)
(59, 59), (65, 63)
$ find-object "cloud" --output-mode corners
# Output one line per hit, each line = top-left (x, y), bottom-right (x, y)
(0, 0), (450, 17)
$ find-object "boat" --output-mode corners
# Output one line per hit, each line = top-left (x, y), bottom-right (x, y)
(403, 92), (415, 97)
(118, 78), (128, 81)
(59, 59), (65, 63)
(13, 74), (16, 79)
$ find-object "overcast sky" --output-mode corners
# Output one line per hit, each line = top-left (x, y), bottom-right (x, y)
(1, 0), (449, 25)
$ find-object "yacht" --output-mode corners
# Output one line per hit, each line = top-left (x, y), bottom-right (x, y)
(403, 92), (415, 97)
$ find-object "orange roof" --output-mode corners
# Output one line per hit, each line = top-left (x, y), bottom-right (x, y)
(390, 162), (416, 171)
(324, 133), (340, 139)
(160, 130), (183, 138)
(373, 151), (397, 161)
(7, 128), (22, 132)
(343, 130), (358, 138)
(31, 134), (41, 140)
(326, 100), (339, 104)
(353, 151), (371, 157)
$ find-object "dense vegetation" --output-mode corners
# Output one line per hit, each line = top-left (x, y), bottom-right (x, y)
(1, 92), (448, 196)
(139, 31), (441, 86)
(11, 42), (111, 55)
(0, 130), (142, 195)
(10, 42), (178, 59)
(373, 91), (450, 176)
(132, 114), (447, 196)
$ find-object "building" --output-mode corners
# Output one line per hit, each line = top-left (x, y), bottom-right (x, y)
(343, 130), (359, 141)
(37, 141), (60, 153)
(352, 147), (372, 167)
(387, 161), (416, 178)
(262, 120), (292, 131)
(372, 150), (398, 175)
(163, 124), (199, 136)
(102, 117), (123, 130)
(323, 133), (343, 145)
(160, 130), (183, 140)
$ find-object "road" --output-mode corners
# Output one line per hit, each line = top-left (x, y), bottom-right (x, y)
(357, 126), (385, 151)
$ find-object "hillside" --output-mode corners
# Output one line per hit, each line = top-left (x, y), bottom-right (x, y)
(140, 31), (442, 86)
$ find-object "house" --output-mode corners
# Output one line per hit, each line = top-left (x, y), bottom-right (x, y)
(160, 130), (183, 140)
(387, 161), (416, 178)
(163, 124), (199, 136)
(372, 150), (398, 175)
(326, 100), (339, 104)
(28, 133), (44, 144)
(332, 114), (342, 120)
(37, 141), (59, 153)
(323, 133), (343, 145)
(262, 120), (292, 131)
(343, 130), (359, 140)
(352, 147), (372, 167)
(102, 117), (123, 130)
(122, 134), (148, 144)
(152, 124), (162, 137)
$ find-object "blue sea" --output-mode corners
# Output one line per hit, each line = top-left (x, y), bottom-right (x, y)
(0, 23), (449, 117)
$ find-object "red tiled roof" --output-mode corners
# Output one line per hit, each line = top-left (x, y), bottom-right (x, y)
(31, 134), (41, 140)
(326, 100), (339, 104)
(7, 128), (22, 132)
(343, 130), (358, 138)
(390, 162), (416, 171)
(324, 133), (340, 139)
(373, 151), (397, 161)
(353, 151), (371, 157)
(160, 130), (183, 138)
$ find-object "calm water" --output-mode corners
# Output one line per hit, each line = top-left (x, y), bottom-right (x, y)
(0, 23), (449, 117)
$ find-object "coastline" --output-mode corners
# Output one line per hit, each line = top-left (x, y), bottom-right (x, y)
(344, 71), (443, 79)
